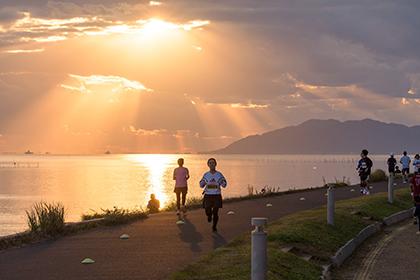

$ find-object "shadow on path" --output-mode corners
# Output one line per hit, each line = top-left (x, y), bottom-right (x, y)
(177, 217), (203, 252)
(212, 232), (227, 249)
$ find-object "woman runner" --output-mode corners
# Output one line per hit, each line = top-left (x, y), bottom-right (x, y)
(200, 158), (227, 232)
(173, 158), (190, 215)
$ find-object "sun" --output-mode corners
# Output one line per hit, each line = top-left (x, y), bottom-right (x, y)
(137, 18), (179, 38)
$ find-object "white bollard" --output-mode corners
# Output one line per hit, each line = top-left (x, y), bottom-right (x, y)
(327, 186), (335, 226)
(251, 217), (267, 280)
(388, 174), (394, 204)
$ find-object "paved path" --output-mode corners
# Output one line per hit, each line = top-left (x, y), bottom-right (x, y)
(0, 181), (402, 280)
(353, 220), (420, 280)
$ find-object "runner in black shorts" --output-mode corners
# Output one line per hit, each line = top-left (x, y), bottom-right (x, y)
(357, 149), (373, 195)
(199, 158), (227, 232)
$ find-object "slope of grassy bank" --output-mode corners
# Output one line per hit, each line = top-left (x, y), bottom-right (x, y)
(171, 189), (412, 280)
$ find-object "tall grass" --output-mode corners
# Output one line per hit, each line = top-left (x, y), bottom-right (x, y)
(164, 197), (204, 211)
(82, 206), (147, 225)
(369, 169), (387, 182)
(26, 202), (65, 235)
(322, 176), (351, 188)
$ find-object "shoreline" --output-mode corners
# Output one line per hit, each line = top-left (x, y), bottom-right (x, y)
(0, 181), (348, 250)
(0, 179), (405, 280)
(0, 168), (389, 249)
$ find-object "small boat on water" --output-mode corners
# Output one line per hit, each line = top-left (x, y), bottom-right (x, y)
(105, 150), (111, 154)
(24, 150), (33, 155)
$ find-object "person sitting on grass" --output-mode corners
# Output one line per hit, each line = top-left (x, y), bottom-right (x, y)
(395, 166), (402, 174)
(410, 169), (420, 231)
(147, 194), (160, 213)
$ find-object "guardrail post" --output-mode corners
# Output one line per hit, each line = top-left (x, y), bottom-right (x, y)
(327, 185), (335, 226)
(251, 217), (267, 280)
(388, 174), (394, 204)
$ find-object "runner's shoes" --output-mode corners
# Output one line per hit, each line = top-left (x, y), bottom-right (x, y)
(360, 188), (370, 195)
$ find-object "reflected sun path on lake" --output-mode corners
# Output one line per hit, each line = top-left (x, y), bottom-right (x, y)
(125, 154), (177, 208)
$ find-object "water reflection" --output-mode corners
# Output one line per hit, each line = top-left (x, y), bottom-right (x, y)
(0, 154), (390, 236)
(125, 154), (176, 208)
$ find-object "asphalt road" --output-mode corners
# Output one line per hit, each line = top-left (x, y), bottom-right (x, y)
(0, 181), (400, 280)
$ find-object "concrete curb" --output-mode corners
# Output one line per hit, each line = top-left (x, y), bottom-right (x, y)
(321, 207), (415, 280)
(382, 208), (414, 226)
(331, 222), (381, 267)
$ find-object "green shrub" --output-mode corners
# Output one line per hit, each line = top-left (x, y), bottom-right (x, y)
(26, 202), (65, 236)
(369, 169), (387, 182)
(165, 197), (204, 211)
(82, 206), (147, 225)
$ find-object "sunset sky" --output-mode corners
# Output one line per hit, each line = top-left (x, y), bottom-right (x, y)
(0, 1), (419, 153)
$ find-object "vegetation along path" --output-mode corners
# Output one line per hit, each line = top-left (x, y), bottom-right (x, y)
(0, 180), (407, 280)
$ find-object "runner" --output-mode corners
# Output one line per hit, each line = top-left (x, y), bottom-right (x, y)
(400, 151), (411, 183)
(199, 158), (227, 232)
(413, 154), (420, 174)
(357, 149), (373, 195)
(173, 158), (190, 216)
(409, 169), (420, 232)
(387, 153), (397, 176)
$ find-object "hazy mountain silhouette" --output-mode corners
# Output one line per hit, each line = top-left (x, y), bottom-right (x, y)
(212, 119), (420, 154)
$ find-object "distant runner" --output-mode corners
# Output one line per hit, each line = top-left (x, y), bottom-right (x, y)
(400, 151), (411, 183)
(173, 158), (190, 215)
(413, 154), (420, 174)
(387, 153), (397, 176)
(357, 149), (373, 195)
(200, 158), (227, 232)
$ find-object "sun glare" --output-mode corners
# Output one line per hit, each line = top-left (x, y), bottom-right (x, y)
(137, 19), (178, 38)
(125, 154), (176, 207)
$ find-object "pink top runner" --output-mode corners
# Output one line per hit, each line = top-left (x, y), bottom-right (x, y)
(173, 167), (189, 188)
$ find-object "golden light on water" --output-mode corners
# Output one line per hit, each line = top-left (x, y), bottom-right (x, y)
(126, 154), (176, 208)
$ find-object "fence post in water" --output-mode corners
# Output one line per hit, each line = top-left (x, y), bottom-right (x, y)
(327, 185), (335, 226)
(388, 174), (394, 204)
(251, 217), (267, 280)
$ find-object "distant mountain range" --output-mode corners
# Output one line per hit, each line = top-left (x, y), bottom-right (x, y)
(212, 119), (420, 154)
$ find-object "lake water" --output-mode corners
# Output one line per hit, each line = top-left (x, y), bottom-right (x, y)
(0, 154), (389, 236)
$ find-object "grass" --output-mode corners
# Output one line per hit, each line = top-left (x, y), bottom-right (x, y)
(171, 188), (412, 280)
(26, 202), (65, 236)
(165, 181), (355, 213)
(81, 206), (148, 225)
(1, 205), (147, 251)
(323, 176), (351, 188)
(369, 169), (387, 183)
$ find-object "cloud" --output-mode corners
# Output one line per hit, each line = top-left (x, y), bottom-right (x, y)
(61, 74), (152, 94)
(128, 125), (167, 136)
(149, 1), (163, 6)
(230, 103), (269, 109)
(1, 0), (420, 152)
(0, 11), (210, 46)
(3, 48), (44, 54)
